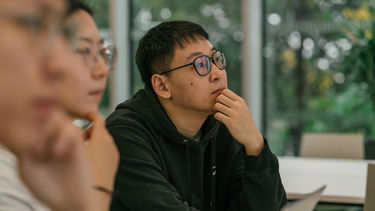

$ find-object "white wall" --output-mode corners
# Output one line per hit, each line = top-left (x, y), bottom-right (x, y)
(242, 0), (264, 133)
(109, 0), (131, 110)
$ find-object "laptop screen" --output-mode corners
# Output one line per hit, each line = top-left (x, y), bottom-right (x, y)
(281, 185), (326, 211)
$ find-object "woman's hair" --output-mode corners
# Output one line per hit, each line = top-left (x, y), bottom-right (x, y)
(66, 0), (94, 17)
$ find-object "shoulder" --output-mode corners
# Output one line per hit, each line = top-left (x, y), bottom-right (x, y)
(0, 146), (20, 183)
(107, 106), (142, 127)
(106, 108), (161, 156)
(0, 147), (50, 211)
(106, 107), (152, 135)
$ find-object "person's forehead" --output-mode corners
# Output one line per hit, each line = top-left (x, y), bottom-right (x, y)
(39, 0), (66, 11)
(175, 39), (214, 58)
(0, 0), (65, 13)
(71, 10), (102, 44)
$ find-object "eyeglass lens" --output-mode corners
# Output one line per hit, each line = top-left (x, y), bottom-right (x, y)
(193, 51), (226, 76)
(81, 43), (117, 71)
(101, 44), (117, 71)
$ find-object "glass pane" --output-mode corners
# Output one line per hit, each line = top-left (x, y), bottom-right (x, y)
(83, 0), (111, 115)
(130, 0), (242, 95)
(264, 0), (375, 156)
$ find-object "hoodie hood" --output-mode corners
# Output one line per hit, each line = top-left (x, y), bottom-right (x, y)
(115, 85), (219, 145)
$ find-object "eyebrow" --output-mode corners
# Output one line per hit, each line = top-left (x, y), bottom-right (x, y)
(185, 47), (217, 61)
(77, 37), (104, 45)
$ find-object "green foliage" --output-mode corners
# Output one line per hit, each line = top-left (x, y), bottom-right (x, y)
(80, 0), (110, 112)
(130, 0), (242, 95)
(265, 0), (375, 155)
(340, 5), (375, 109)
(82, 0), (109, 28)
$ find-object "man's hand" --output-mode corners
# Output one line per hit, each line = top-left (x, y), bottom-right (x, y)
(213, 89), (264, 156)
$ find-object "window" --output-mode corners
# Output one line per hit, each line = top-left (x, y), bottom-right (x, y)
(264, 0), (375, 155)
(130, 0), (243, 95)
(83, 0), (111, 115)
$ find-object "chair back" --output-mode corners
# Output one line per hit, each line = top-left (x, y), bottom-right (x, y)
(299, 133), (364, 159)
(364, 163), (375, 211)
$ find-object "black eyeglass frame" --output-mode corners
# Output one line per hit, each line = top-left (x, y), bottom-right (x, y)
(160, 50), (227, 76)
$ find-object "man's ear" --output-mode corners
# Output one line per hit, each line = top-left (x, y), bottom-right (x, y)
(151, 74), (172, 99)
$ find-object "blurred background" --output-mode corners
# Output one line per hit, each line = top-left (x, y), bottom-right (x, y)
(88, 0), (375, 155)
(84, 0), (375, 210)
(88, 0), (375, 158)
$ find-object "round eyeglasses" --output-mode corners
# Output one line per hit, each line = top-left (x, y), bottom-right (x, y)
(160, 50), (227, 76)
(74, 40), (118, 71)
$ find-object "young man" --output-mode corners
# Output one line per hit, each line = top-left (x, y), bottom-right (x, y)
(107, 20), (286, 211)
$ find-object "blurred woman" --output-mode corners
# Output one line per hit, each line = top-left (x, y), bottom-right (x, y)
(56, 2), (119, 210)
(0, 0), (119, 211)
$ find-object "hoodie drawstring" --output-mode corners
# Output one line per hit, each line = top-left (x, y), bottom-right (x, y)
(184, 139), (193, 205)
(184, 137), (217, 211)
(210, 136), (216, 211)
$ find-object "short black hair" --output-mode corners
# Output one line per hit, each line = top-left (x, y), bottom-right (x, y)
(135, 20), (209, 87)
(66, 0), (94, 17)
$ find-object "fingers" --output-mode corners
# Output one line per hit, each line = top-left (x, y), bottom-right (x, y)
(216, 93), (234, 108)
(216, 89), (244, 108)
(214, 88), (248, 125)
(27, 111), (68, 160)
(84, 112), (97, 122)
(85, 113), (105, 125)
(85, 113), (105, 131)
(214, 112), (229, 124)
(220, 89), (241, 101)
(83, 113), (105, 142)
(27, 122), (83, 162)
(51, 125), (82, 158)
(51, 136), (74, 159)
(214, 102), (232, 117)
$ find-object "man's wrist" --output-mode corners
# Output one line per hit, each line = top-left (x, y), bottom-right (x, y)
(244, 137), (264, 156)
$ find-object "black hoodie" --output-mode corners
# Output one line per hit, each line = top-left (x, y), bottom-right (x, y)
(106, 86), (287, 211)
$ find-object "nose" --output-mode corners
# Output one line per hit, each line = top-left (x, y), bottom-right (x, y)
(41, 35), (71, 83)
(209, 61), (225, 82)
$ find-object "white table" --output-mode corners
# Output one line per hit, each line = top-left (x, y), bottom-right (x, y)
(278, 156), (374, 204)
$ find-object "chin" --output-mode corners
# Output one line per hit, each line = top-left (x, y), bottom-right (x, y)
(70, 106), (97, 119)
(86, 105), (99, 114)
(208, 109), (215, 115)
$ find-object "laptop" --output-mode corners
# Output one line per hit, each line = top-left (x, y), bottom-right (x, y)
(281, 185), (326, 211)
(364, 163), (375, 211)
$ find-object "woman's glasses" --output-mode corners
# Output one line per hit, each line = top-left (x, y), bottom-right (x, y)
(74, 40), (118, 71)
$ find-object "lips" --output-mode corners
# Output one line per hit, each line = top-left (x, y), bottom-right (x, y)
(89, 89), (104, 97)
(212, 87), (225, 95)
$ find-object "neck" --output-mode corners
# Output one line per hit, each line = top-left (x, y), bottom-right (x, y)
(159, 98), (208, 139)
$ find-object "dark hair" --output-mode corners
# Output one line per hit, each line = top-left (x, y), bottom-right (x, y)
(66, 0), (94, 17)
(135, 20), (209, 87)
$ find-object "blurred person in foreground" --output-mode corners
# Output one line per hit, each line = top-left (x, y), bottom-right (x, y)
(0, 0), (118, 211)
(107, 20), (286, 211)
